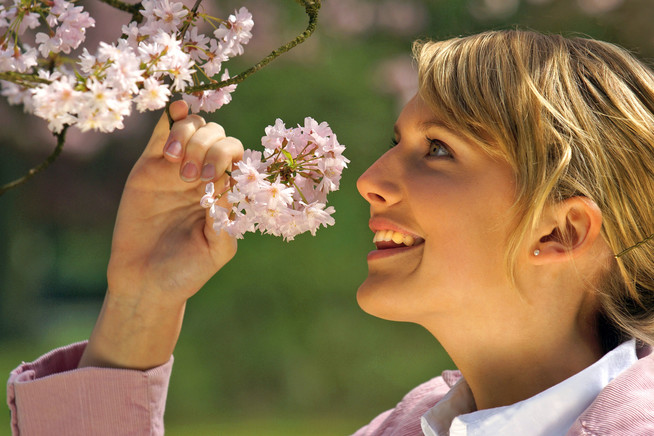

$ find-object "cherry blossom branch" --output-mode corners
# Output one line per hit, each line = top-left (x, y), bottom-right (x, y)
(0, 127), (69, 195)
(184, 0), (321, 93)
(0, 0), (322, 194)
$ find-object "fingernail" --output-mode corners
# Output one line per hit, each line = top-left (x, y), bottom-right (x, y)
(200, 164), (215, 181)
(164, 140), (182, 158)
(181, 162), (198, 181)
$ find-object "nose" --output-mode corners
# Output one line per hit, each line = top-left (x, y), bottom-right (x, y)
(356, 152), (402, 207)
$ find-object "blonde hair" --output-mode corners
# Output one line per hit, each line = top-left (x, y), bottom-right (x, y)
(413, 30), (654, 347)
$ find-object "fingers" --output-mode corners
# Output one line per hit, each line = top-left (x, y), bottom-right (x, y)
(201, 136), (244, 181)
(162, 115), (207, 162)
(144, 100), (189, 157)
(168, 100), (189, 121)
(162, 118), (245, 184)
(176, 121), (225, 182)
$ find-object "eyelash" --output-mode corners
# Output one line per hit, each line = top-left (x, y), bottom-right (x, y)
(389, 137), (452, 158)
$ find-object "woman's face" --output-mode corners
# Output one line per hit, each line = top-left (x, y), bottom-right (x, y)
(356, 95), (520, 324)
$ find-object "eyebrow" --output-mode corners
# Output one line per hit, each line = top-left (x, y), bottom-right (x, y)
(419, 120), (449, 131)
(420, 120), (468, 140)
(393, 119), (465, 140)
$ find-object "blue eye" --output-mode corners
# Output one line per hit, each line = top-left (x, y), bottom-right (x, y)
(427, 138), (451, 158)
(389, 137), (399, 149)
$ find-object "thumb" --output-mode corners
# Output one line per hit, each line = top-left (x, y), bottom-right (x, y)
(143, 100), (190, 157)
(204, 212), (239, 270)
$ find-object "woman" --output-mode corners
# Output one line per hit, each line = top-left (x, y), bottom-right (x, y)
(8, 30), (654, 435)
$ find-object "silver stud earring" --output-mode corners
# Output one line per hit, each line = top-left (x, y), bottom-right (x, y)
(534, 249), (540, 256)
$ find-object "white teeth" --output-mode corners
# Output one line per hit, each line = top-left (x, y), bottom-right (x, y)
(392, 232), (404, 244)
(373, 230), (417, 246)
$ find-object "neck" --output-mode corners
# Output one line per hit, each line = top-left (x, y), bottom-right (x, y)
(422, 310), (604, 410)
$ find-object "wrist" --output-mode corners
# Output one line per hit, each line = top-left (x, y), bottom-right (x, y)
(79, 290), (186, 370)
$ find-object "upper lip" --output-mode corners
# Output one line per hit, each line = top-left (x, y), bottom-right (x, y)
(368, 217), (422, 240)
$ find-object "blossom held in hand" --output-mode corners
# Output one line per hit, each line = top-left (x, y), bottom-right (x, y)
(201, 118), (348, 241)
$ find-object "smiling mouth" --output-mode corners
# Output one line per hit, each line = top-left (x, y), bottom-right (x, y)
(373, 230), (424, 249)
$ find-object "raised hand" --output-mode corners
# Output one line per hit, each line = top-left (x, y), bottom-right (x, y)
(79, 100), (244, 370)
(108, 100), (244, 303)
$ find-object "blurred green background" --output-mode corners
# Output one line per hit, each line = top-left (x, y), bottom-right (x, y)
(2, 0), (654, 434)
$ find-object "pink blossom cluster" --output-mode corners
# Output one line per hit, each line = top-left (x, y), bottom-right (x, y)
(35, 0), (96, 56)
(201, 118), (349, 241)
(0, 0), (254, 133)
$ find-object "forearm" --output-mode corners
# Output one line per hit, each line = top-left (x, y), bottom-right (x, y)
(79, 290), (186, 370)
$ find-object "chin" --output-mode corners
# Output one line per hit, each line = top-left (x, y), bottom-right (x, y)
(356, 278), (417, 323)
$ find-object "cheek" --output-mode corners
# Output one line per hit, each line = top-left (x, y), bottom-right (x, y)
(412, 178), (514, 284)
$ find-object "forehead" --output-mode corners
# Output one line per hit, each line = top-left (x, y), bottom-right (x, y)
(395, 94), (436, 126)
(394, 94), (467, 141)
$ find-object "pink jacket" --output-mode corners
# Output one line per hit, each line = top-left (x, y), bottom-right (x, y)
(7, 342), (172, 436)
(7, 342), (654, 435)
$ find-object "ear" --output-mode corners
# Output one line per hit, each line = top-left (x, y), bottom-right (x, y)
(530, 197), (603, 264)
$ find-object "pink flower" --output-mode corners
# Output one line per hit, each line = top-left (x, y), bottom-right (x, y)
(213, 7), (254, 57)
(0, 44), (37, 73)
(104, 47), (144, 94)
(18, 12), (40, 35)
(303, 202), (335, 236)
(78, 48), (97, 74)
(261, 118), (288, 153)
(202, 39), (229, 77)
(152, 0), (187, 31)
(85, 79), (116, 111)
(139, 0), (157, 24)
(183, 28), (210, 62)
(134, 78), (171, 112)
(1, 81), (34, 109)
(256, 178), (294, 209)
(121, 22), (141, 48)
(183, 70), (236, 113)
(32, 75), (80, 133)
(232, 151), (267, 195)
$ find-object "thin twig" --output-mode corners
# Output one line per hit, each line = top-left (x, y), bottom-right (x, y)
(179, 0), (203, 37)
(184, 0), (321, 93)
(0, 127), (69, 196)
(165, 0), (204, 128)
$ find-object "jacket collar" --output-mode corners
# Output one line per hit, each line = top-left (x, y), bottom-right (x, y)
(422, 340), (639, 436)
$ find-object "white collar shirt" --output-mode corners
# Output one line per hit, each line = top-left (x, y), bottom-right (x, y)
(421, 339), (637, 436)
